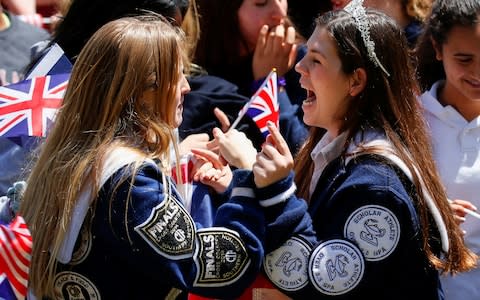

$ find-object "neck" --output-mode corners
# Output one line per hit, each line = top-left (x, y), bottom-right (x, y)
(439, 81), (480, 122)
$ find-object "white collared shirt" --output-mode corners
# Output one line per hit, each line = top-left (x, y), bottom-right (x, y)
(421, 81), (480, 299)
(309, 132), (348, 198)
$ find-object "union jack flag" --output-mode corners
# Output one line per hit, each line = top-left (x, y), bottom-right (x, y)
(0, 73), (70, 137)
(0, 215), (33, 300)
(243, 70), (279, 138)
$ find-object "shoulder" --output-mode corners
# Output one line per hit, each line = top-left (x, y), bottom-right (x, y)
(329, 154), (416, 211)
(344, 155), (409, 189)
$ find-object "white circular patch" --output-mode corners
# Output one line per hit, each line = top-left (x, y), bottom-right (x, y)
(263, 236), (311, 291)
(344, 205), (400, 261)
(309, 239), (364, 296)
(54, 271), (100, 299)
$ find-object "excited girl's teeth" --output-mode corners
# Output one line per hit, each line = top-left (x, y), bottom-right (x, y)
(303, 90), (316, 103)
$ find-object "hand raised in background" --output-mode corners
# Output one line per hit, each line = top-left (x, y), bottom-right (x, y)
(252, 24), (297, 80)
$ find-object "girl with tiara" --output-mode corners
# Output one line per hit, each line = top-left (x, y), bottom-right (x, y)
(246, 0), (477, 298)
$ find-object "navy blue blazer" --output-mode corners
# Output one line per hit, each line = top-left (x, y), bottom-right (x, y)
(256, 155), (444, 300)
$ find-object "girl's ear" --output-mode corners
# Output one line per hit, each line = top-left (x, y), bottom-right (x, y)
(431, 36), (443, 61)
(349, 68), (367, 97)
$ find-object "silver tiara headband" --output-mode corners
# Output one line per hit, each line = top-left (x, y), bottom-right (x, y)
(344, 0), (390, 77)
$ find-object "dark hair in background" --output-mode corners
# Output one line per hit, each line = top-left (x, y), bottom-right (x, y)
(288, 0), (332, 37)
(193, 0), (244, 72)
(414, 0), (480, 91)
(33, 0), (189, 63)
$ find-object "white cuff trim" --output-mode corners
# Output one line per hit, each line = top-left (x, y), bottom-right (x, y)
(231, 187), (255, 199)
(259, 183), (296, 207)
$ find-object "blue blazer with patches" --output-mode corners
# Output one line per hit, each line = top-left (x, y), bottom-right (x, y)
(56, 165), (265, 299)
(258, 154), (444, 300)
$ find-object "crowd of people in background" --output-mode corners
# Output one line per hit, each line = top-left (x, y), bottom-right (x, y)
(0, 0), (479, 299)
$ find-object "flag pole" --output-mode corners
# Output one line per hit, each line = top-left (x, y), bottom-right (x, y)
(227, 68), (277, 133)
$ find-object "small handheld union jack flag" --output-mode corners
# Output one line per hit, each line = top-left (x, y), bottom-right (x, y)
(0, 73), (70, 138)
(229, 69), (279, 138)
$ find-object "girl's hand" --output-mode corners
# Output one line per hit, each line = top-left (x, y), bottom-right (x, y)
(179, 133), (209, 157)
(190, 148), (232, 194)
(252, 122), (293, 188)
(450, 199), (478, 226)
(207, 127), (257, 170)
(252, 24), (297, 80)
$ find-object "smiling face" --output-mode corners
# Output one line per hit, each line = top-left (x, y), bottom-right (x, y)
(295, 26), (354, 136)
(434, 23), (480, 107)
(237, 0), (288, 53)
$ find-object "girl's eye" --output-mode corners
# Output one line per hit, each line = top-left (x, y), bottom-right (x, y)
(255, 0), (267, 6)
(456, 57), (473, 64)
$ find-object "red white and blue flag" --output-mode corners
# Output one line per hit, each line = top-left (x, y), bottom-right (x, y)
(0, 73), (70, 138)
(239, 69), (279, 138)
(0, 215), (33, 300)
(25, 43), (73, 80)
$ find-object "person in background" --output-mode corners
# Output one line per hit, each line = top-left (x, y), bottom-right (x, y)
(288, 0), (333, 38)
(247, 2), (477, 298)
(331, 0), (433, 46)
(0, 2), (50, 86)
(20, 15), (271, 299)
(0, 2), (50, 199)
(193, 0), (309, 153)
(414, 0), (480, 298)
(194, 0), (302, 100)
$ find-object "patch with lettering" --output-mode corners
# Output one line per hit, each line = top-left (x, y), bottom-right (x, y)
(344, 205), (400, 261)
(54, 271), (100, 299)
(193, 228), (250, 287)
(135, 195), (195, 260)
(263, 236), (311, 291)
(309, 239), (364, 296)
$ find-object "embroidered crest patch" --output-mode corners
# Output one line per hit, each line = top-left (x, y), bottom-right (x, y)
(135, 195), (195, 259)
(344, 205), (400, 261)
(263, 236), (311, 291)
(309, 239), (364, 296)
(54, 271), (100, 299)
(193, 228), (250, 287)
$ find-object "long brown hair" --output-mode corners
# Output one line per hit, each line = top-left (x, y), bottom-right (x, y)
(20, 15), (187, 297)
(294, 9), (476, 274)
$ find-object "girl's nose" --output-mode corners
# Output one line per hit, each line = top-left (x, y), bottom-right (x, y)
(270, 0), (287, 24)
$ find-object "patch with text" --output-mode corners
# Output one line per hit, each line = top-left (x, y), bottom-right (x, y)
(309, 239), (365, 296)
(135, 195), (195, 259)
(193, 228), (250, 287)
(54, 271), (100, 299)
(344, 205), (400, 261)
(264, 236), (311, 291)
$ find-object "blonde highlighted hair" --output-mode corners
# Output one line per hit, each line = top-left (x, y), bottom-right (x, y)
(20, 15), (187, 298)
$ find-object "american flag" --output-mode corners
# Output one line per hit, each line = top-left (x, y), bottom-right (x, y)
(0, 215), (33, 300)
(0, 73), (69, 137)
(242, 70), (279, 138)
